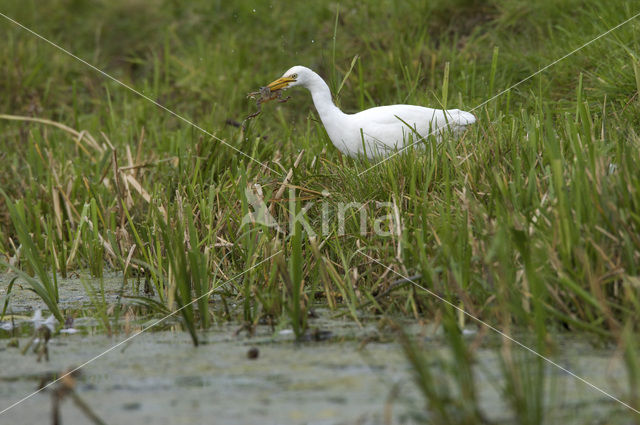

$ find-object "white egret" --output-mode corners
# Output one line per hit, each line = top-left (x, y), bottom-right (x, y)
(265, 65), (475, 159)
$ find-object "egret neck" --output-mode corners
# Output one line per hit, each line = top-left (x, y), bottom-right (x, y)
(301, 70), (349, 150)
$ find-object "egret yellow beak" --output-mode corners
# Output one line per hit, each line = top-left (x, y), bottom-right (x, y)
(266, 77), (296, 91)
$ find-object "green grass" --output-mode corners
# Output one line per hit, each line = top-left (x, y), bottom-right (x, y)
(1, 0), (640, 420)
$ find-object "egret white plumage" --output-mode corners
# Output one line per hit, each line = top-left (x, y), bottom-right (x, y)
(264, 65), (476, 159)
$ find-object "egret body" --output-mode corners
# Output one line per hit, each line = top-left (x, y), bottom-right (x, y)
(266, 66), (475, 158)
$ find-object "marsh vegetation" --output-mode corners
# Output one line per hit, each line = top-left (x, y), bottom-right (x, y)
(1, 0), (640, 423)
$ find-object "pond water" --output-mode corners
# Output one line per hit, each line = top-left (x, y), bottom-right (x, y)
(0, 274), (636, 424)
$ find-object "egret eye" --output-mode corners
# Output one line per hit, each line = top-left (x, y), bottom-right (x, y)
(291, 73), (298, 79)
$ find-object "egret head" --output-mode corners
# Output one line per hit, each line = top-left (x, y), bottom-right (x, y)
(266, 66), (310, 90)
